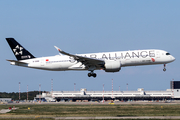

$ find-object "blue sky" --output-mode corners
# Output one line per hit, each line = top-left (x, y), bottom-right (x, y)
(0, 0), (180, 92)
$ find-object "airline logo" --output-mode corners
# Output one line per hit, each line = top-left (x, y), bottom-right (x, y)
(12, 45), (32, 59)
(13, 45), (23, 56)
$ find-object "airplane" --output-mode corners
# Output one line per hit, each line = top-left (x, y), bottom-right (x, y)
(6, 38), (175, 78)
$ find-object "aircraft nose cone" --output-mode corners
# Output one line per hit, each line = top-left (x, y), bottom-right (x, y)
(171, 56), (175, 62)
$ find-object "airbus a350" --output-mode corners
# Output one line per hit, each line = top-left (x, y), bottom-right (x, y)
(6, 38), (175, 78)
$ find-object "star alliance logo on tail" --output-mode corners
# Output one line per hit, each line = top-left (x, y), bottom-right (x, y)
(13, 45), (23, 56)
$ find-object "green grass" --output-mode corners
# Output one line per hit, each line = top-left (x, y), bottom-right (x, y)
(0, 103), (180, 119)
(0, 118), (54, 120)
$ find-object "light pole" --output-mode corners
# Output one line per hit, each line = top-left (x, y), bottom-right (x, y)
(172, 79), (174, 99)
(74, 83), (76, 91)
(127, 83), (128, 91)
(19, 82), (20, 100)
(51, 79), (53, 97)
(112, 79), (113, 99)
(27, 85), (28, 101)
(39, 84), (41, 103)
(103, 84), (104, 103)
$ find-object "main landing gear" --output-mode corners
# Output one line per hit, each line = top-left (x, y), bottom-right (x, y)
(88, 72), (97, 78)
(163, 64), (166, 72)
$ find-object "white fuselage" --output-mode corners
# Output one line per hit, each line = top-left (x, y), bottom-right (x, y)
(10, 49), (175, 72)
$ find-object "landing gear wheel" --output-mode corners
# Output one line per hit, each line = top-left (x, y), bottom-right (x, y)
(87, 72), (97, 78)
(93, 73), (97, 78)
(88, 73), (91, 77)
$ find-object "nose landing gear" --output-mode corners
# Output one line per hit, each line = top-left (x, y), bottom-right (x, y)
(163, 64), (166, 72)
(88, 72), (97, 78)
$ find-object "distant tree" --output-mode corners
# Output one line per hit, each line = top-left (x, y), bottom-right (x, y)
(0, 91), (47, 100)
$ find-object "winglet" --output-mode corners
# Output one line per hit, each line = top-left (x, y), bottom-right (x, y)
(54, 46), (71, 56)
(54, 46), (61, 52)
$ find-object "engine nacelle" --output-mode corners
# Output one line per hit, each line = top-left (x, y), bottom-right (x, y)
(104, 60), (121, 72)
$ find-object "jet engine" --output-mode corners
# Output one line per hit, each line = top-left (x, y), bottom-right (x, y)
(104, 60), (121, 72)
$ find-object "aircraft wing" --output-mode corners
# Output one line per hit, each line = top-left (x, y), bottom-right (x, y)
(54, 46), (105, 69)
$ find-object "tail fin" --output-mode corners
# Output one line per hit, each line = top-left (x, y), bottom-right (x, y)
(6, 38), (35, 60)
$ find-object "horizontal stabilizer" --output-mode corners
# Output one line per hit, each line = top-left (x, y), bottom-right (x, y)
(6, 59), (27, 64)
(6, 59), (28, 66)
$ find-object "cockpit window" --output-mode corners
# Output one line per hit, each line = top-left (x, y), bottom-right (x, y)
(166, 53), (170, 55)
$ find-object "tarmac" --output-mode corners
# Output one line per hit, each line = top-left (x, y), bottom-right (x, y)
(5, 100), (180, 105)
(0, 109), (11, 114)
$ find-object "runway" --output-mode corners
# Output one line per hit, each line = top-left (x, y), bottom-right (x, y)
(6, 100), (180, 105)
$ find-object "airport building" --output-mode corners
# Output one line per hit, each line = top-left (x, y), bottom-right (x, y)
(34, 81), (180, 102)
(0, 98), (12, 103)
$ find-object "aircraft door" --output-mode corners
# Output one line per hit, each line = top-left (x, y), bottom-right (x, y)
(40, 59), (45, 66)
(156, 51), (160, 58)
